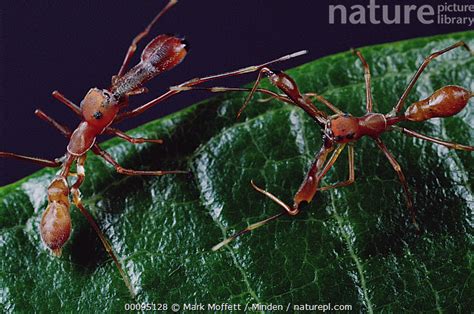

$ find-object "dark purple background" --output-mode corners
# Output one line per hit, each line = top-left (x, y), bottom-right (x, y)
(0, 0), (471, 185)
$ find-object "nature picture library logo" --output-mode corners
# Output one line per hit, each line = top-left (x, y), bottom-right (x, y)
(329, 0), (474, 26)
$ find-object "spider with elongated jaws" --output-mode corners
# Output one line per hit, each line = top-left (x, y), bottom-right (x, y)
(0, 0), (305, 296)
(189, 41), (473, 250)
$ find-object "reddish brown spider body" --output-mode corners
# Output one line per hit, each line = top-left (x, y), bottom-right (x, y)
(404, 85), (471, 121)
(210, 41), (473, 251)
(41, 35), (189, 257)
(325, 85), (471, 144)
(40, 177), (71, 254)
(327, 113), (387, 142)
(41, 34), (188, 255)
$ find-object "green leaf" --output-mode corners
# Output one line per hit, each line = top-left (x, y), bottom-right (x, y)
(1, 31), (472, 312)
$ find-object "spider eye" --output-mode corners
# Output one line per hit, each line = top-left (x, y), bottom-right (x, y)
(93, 111), (103, 120)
